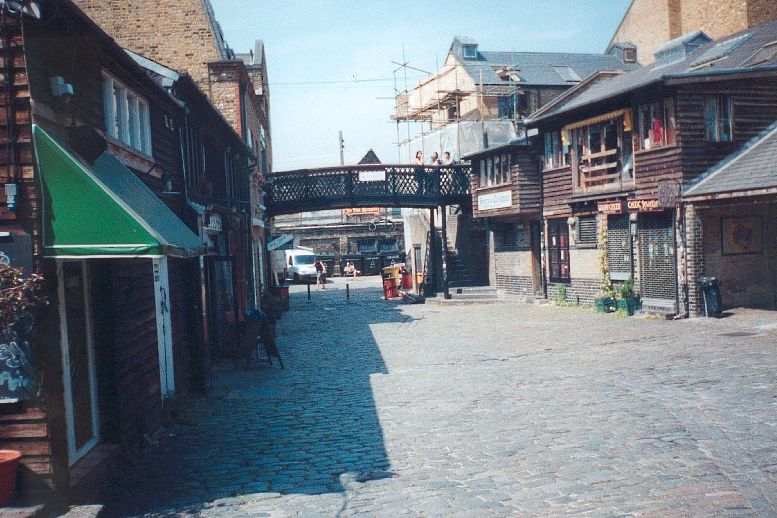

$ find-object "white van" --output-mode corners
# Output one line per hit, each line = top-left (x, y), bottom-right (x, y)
(284, 248), (317, 283)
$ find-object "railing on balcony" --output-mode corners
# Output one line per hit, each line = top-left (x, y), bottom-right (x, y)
(264, 164), (471, 216)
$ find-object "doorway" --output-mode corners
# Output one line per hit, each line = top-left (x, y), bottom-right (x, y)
(57, 260), (100, 466)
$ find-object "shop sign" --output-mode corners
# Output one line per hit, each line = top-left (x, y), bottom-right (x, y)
(358, 170), (386, 182)
(658, 180), (680, 208)
(477, 190), (512, 211)
(597, 200), (624, 214)
(205, 213), (222, 232)
(627, 198), (661, 212)
(268, 234), (294, 251)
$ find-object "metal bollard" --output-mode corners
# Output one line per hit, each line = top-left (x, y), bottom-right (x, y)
(346, 283), (350, 301)
(307, 281), (311, 302)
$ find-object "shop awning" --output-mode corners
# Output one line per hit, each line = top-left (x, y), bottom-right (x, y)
(33, 125), (205, 258)
(561, 108), (633, 145)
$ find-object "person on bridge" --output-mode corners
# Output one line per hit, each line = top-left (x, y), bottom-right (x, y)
(414, 150), (425, 195)
(442, 151), (453, 165)
(430, 151), (442, 165)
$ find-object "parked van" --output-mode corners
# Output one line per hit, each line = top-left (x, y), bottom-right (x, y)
(283, 248), (317, 283)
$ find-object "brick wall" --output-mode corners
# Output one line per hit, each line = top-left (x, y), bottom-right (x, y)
(73, 0), (222, 88)
(684, 203), (705, 315)
(697, 201), (777, 311)
(610, 0), (777, 65)
(494, 250), (534, 298)
(611, 0), (673, 64)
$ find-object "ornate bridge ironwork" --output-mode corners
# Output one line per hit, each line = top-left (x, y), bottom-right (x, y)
(264, 164), (471, 217)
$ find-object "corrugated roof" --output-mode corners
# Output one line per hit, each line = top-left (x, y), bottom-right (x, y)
(457, 50), (639, 87)
(531, 17), (777, 123)
(683, 119), (777, 198)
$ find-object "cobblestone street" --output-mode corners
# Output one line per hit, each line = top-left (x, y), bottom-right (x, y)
(101, 277), (777, 517)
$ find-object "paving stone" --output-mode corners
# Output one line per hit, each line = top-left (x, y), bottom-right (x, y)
(90, 278), (777, 517)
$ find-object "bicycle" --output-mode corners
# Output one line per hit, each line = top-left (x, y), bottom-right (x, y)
(368, 217), (397, 232)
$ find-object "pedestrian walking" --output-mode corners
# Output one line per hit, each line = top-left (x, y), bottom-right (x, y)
(315, 259), (326, 290)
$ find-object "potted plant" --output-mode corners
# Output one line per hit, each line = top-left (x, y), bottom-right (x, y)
(616, 278), (640, 316)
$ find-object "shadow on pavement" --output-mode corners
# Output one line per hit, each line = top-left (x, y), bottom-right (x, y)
(99, 279), (414, 516)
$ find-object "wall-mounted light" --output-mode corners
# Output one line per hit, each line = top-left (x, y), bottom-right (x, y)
(567, 216), (580, 242)
(50, 76), (74, 103)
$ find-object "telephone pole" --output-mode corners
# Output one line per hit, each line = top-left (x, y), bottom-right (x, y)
(339, 130), (344, 165)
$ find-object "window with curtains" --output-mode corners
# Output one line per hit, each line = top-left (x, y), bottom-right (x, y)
(638, 98), (676, 150)
(102, 73), (152, 155)
(569, 112), (633, 192)
(704, 95), (733, 142)
(547, 219), (570, 282)
(543, 131), (569, 169)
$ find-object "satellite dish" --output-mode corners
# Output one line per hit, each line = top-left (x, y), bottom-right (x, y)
(4, 1), (42, 19)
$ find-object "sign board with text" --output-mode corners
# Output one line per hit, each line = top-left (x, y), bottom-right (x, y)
(627, 198), (662, 213)
(267, 234), (294, 251)
(597, 200), (625, 215)
(477, 190), (512, 211)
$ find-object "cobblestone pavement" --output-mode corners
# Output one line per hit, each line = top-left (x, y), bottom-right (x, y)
(99, 276), (777, 517)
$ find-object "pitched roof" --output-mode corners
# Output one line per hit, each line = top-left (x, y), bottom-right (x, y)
(683, 119), (777, 198)
(358, 149), (381, 164)
(454, 49), (639, 87)
(531, 18), (777, 123)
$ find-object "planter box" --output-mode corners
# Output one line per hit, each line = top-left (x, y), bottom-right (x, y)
(616, 297), (640, 316)
(595, 297), (616, 313)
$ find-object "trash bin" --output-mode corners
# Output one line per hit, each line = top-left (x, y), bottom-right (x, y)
(696, 276), (722, 318)
(363, 255), (382, 276)
(380, 252), (402, 269)
(401, 269), (413, 289)
(383, 277), (399, 298)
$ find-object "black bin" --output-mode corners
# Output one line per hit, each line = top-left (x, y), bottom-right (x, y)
(697, 276), (722, 318)
(340, 254), (364, 276)
(380, 252), (402, 269)
(363, 255), (382, 276)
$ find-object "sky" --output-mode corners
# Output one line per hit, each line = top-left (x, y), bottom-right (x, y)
(210, 0), (632, 171)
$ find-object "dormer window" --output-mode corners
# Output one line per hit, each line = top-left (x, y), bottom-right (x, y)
(463, 44), (477, 60)
(623, 48), (637, 63)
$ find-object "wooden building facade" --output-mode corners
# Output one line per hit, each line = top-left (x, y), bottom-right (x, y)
(0, 0), (256, 505)
(530, 21), (777, 314)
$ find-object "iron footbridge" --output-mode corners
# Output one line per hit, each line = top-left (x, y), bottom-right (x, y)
(263, 164), (471, 217)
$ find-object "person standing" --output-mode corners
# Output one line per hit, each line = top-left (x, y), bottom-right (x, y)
(430, 151), (442, 165)
(414, 150), (425, 195)
(315, 259), (326, 290)
(442, 151), (453, 165)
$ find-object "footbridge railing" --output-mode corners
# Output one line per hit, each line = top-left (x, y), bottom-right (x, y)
(264, 164), (471, 217)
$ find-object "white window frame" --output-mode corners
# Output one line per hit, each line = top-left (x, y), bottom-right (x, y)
(102, 72), (153, 156)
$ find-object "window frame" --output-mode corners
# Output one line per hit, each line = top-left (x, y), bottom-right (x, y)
(547, 219), (570, 283)
(102, 72), (152, 156)
(478, 153), (511, 188)
(543, 131), (568, 170)
(572, 118), (626, 191)
(704, 95), (734, 143)
(637, 98), (676, 150)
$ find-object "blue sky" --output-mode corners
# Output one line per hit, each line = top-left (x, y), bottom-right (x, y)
(210, 0), (632, 171)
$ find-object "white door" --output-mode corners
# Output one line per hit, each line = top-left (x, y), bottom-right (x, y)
(57, 260), (100, 466)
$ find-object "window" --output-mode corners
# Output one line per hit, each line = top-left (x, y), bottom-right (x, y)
(357, 239), (378, 253)
(102, 74), (152, 155)
(463, 44), (477, 59)
(543, 131), (567, 169)
(547, 219), (570, 282)
(573, 117), (628, 191)
(498, 96), (514, 119)
(638, 98), (676, 150)
(704, 95), (733, 142)
(577, 216), (597, 246)
(380, 239), (398, 252)
(478, 153), (511, 187)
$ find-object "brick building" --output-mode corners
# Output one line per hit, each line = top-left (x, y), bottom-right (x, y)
(73, 0), (273, 298)
(609, 0), (777, 64)
(530, 19), (777, 315)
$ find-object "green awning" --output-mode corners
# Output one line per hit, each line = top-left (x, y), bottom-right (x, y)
(33, 125), (205, 258)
